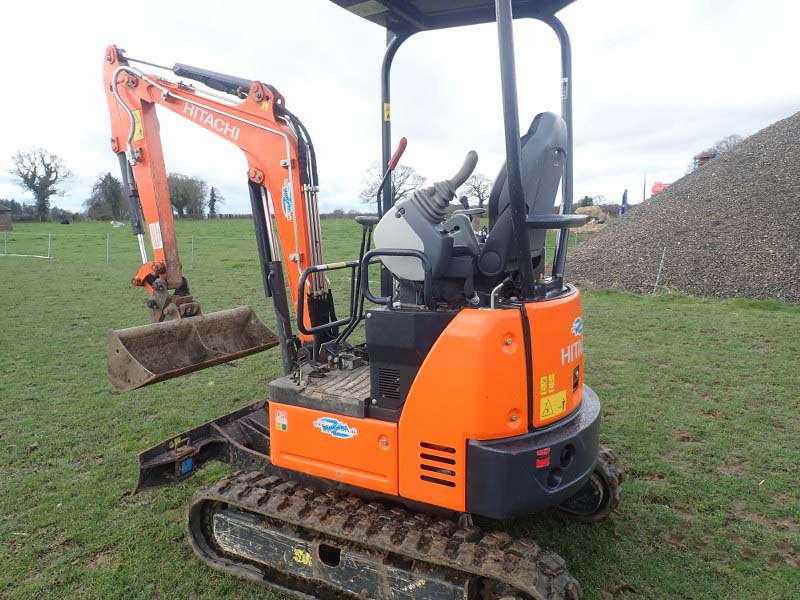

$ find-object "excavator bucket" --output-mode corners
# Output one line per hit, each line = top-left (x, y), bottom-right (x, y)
(108, 306), (279, 391)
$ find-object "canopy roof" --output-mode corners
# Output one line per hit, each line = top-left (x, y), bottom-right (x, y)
(330, 0), (575, 33)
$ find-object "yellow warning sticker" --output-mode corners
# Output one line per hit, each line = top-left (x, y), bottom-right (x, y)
(261, 100), (270, 111)
(540, 390), (567, 420)
(132, 109), (144, 141)
(539, 373), (556, 395)
(292, 548), (312, 566)
(383, 102), (391, 121)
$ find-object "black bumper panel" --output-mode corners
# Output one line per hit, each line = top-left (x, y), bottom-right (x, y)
(466, 385), (601, 520)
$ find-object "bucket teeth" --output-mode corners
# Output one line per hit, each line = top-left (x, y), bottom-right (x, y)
(107, 306), (278, 391)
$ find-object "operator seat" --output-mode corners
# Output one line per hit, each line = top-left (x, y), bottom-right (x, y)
(478, 112), (567, 278)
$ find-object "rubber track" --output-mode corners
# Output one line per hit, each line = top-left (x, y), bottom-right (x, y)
(189, 471), (583, 600)
(599, 446), (624, 514)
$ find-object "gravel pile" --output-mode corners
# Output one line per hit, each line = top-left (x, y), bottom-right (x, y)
(568, 111), (800, 302)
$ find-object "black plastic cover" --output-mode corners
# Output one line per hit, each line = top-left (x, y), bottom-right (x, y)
(466, 385), (600, 519)
(365, 307), (457, 420)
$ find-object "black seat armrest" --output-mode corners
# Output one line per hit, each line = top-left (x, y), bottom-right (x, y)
(453, 207), (486, 216)
(526, 214), (588, 229)
(355, 215), (380, 226)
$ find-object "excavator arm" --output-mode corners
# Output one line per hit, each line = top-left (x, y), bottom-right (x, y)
(103, 46), (332, 389)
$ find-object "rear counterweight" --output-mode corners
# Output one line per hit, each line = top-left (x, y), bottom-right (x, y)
(466, 385), (601, 520)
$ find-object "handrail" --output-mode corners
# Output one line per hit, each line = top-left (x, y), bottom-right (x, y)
(526, 214), (587, 229)
(360, 248), (434, 310)
(296, 261), (359, 336)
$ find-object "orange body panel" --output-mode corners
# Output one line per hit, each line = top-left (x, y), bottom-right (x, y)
(398, 307), (530, 511)
(269, 403), (398, 495)
(527, 291), (584, 427)
(268, 292), (584, 512)
(398, 290), (584, 511)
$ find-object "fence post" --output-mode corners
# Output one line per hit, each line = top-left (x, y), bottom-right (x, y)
(191, 235), (195, 269)
(651, 247), (666, 297)
(47, 233), (52, 259)
(3, 231), (6, 255)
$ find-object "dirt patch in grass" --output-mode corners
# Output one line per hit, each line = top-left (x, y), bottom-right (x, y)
(728, 501), (800, 536)
(699, 408), (723, 418)
(86, 547), (115, 571)
(773, 542), (800, 568)
(718, 459), (751, 476)
(671, 430), (703, 445)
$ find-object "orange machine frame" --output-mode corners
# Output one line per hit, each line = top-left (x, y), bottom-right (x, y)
(270, 289), (585, 511)
(102, 46), (324, 337)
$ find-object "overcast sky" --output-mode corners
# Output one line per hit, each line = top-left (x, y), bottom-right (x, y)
(1, 0), (798, 215)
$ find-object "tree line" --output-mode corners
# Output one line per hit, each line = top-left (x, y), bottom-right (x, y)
(5, 133), (745, 224)
(5, 146), (494, 224)
(5, 147), (224, 222)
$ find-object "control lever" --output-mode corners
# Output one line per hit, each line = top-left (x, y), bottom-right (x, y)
(446, 150), (479, 191)
(375, 137), (408, 211)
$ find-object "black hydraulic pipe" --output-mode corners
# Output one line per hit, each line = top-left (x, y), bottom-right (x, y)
(543, 15), (574, 279)
(247, 181), (295, 375)
(268, 263), (297, 375)
(117, 153), (145, 235)
(248, 181), (274, 298)
(379, 30), (411, 297)
(495, 0), (536, 298)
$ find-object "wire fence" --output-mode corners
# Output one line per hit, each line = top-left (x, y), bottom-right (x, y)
(1, 231), (53, 259)
(0, 228), (594, 267)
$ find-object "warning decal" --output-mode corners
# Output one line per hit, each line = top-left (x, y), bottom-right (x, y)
(132, 109), (144, 141)
(539, 373), (556, 395)
(275, 409), (288, 432)
(149, 222), (163, 250)
(383, 103), (391, 121)
(539, 390), (567, 420)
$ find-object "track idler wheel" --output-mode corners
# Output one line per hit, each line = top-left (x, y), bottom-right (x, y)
(557, 446), (623, 522)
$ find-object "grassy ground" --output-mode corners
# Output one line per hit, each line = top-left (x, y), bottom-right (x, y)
(1, 220), (798, 599)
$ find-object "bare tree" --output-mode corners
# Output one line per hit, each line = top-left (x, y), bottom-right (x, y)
(10, 148), (73, 222)
(359, 162), (426, 206)
(712, 134), (744, 154)
(168, 173), (208, 216)
(459, 173), (492, 209)
(698, 134), (744, 162)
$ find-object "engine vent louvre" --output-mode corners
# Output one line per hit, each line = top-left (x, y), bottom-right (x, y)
(419, 442), (458, 487)
(378, 368), (401, 400)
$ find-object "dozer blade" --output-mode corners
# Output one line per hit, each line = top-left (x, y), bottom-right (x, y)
(108, 306), (278, 391)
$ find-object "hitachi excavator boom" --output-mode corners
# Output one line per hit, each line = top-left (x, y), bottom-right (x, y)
(102, 45), (328, 389)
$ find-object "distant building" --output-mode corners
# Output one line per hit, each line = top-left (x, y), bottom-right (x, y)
(0, 204), (12, 231)
(693, 150), (718, 170)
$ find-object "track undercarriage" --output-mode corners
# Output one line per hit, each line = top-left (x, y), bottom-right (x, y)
(181, 451), (622, 600)
(135, 393), (623, 600)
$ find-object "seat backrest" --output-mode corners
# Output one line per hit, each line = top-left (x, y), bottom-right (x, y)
(478, 112), (567, 278)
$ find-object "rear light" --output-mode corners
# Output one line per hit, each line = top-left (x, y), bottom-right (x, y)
(535, 447), (551, 469)
(573, 365), (580, 391)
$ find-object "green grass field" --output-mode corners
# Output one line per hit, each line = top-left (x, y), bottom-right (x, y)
(1, 220), (798, 599)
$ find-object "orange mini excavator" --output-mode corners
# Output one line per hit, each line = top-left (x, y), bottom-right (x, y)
(102, 1), (623, 598)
